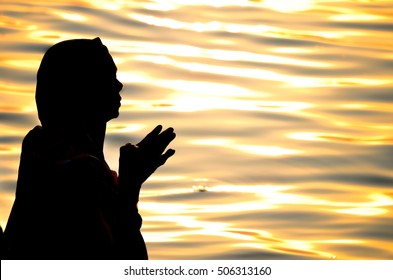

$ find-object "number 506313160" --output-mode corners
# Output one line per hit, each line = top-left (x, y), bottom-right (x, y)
(217, 266), (272, 276)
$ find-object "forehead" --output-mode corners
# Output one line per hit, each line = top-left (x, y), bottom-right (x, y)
(93, 46), (117, 74)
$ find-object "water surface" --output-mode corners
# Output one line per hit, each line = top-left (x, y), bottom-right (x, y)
(1, 0), (393, 259)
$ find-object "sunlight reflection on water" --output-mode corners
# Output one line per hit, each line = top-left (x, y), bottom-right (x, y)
(1, 0), (393, 259)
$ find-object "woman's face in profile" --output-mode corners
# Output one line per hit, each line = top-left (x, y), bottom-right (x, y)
(91, 49), (123, 122)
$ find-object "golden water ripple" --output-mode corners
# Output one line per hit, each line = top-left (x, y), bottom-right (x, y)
(1, 0), (393, 259)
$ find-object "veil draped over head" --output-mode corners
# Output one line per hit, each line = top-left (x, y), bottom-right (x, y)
(36, 37), (115, 129)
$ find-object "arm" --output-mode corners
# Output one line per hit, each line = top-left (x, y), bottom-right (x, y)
(115, 125), (176, 259)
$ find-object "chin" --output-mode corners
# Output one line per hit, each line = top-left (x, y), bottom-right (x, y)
(108, 110), (120, 121)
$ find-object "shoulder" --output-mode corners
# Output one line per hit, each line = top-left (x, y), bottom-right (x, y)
(23, 125), (43, 141)
(20, 126), (44, 155)
(59, 154), (118, 196)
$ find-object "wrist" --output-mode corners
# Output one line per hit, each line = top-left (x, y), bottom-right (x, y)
(119, 179), (141, 203)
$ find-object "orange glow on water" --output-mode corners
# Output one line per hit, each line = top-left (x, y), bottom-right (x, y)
(1, 0), (393, 260)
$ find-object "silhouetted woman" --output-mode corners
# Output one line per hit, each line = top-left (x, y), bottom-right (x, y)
(3, 38), (175, 259)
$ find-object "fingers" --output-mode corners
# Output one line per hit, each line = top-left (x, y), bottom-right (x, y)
(157, 149), (176, 167)
(159, 127), (175, 140)
(155, 128), (176, 154)
(137, 125), (162, 148)
(164, 148), (176, 160)
(120, 142), (138, 157)
(137, 125), (176, 156)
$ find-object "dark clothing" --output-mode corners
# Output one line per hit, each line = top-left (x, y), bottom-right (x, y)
(3, 126), (147, 259)
(0, 226), (4, 259)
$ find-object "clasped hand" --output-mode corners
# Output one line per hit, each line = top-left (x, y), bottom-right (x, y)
(118, 125), (176, 202)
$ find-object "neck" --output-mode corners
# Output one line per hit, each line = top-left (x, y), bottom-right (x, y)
(43, 122), (107, 161)
(87, 122), (106, 161)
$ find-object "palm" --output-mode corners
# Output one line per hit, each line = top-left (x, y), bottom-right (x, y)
(118, 125), (176, 200)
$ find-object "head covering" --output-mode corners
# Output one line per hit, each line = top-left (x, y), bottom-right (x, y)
(36, 37), (117, 129)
